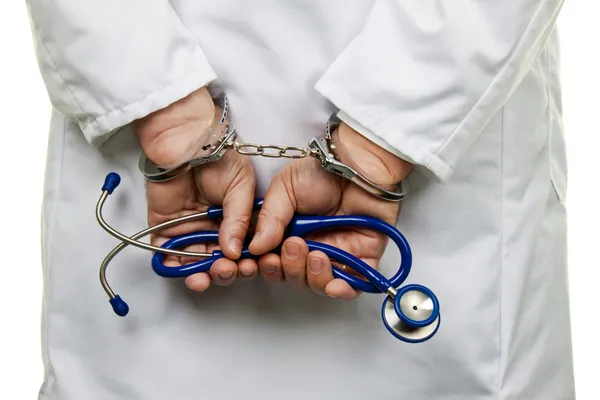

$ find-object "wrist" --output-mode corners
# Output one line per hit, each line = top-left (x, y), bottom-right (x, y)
(133, 87), (216, 169)
(332, 122), (413, 187)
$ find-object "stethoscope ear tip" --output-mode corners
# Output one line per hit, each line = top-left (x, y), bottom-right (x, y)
(109, 295), (129, 317)
(102, 172), (121, 194)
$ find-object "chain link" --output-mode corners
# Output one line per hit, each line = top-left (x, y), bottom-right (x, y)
(230, 142), (316, 159)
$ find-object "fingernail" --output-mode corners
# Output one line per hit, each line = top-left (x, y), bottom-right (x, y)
(283, 242), (301, 260)
(308, 258), (323, 274)
(240, 270), (255, 278)
(262, 265), (277, 274)
(218, 273), (234, 280)
(229, 238), (242, 255)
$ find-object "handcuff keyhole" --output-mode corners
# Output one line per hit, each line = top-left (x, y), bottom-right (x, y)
(201, 144), (211, 151)
(413, 306), (418, 311)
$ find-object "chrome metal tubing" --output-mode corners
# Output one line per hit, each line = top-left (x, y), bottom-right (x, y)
(96, 191), (213, 298)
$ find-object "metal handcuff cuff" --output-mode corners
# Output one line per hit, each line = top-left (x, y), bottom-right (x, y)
(96, 93), (441, 343)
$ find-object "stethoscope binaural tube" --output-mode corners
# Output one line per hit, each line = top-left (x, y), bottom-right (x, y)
(97, 173), (215, 316)
(97, 173), (263, 315)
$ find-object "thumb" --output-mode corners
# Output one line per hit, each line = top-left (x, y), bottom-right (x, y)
(249, 169), (296, 255)
(218, 169), (256, 260)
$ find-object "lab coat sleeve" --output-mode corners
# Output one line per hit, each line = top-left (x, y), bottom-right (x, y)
(315, 0), (564, 182)
(26, 0), (216, 147)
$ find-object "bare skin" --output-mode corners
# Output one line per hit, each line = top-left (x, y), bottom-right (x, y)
(248, 122), (413, 299)
(134, 87), (256, 291)
(134, 87), (413, 296)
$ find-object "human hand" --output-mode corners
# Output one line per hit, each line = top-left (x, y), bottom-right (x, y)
(248, 121), (413, 299)
(134, 87), (256, 291)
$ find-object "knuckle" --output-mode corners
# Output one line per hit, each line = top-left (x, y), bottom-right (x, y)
(256, 210), (286, 233)
(257, 207), (275, 222)
(228, 213), (251, 229)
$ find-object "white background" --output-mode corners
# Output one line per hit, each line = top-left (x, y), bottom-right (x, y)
(0, 1), (598, 399)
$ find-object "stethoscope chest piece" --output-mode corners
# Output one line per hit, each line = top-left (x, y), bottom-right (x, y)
(381, 284), (441, 343)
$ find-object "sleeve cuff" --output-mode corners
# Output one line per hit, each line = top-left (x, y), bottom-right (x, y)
(79, 67), (216, 147)
(317, 80), (453, 183)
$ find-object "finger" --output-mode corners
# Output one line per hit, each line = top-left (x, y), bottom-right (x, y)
(218, 160), (255, 260)
(325, 279), (359, 300)
(249, 170), (295, 255)
(208, 258), (239, 286)
(258, 253), (284, 283)
(179, 241), (218, 292)
(306, 251), (335, 297)
(185, 273), (211, 292)
(178, 243), (210, 267)
(238, 258), (259, 280)
(281, 237), (309, 289)
(165, 250), (213, 293)
(151, 235), (214, 293)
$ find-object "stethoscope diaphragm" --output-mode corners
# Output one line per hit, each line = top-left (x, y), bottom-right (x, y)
(381, 285), (441, 343)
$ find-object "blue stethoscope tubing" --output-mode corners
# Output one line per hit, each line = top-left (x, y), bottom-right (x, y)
(152, 209), (411, 293)
(153, 203), (441, 343)
(98, 172), (441, 343)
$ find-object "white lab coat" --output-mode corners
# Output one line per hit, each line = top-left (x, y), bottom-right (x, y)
(27, 1), (574, 399)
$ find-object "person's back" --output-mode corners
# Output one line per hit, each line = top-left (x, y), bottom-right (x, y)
(28, 1), (574, 399)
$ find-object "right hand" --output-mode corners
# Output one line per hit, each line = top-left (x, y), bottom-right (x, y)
(134, 87), (258, 291)
(248, 122), (411, 299)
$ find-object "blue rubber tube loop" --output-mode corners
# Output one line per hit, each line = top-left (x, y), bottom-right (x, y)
(152, 201), (412, 294)
(152, 199), (266, 277)
(288, 215), (412, 293)
(304, 240), (391, 293)
(152, 232), (222, 277)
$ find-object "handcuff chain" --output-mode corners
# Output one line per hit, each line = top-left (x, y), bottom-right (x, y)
(229, 142), (319, 159)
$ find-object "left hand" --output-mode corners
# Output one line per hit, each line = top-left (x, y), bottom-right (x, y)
(134, 87), (257, 291)
(247, 122), (413, 299)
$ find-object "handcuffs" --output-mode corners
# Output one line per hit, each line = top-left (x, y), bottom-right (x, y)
(138, 93), (408, 201)
(98, 94), (442, 343)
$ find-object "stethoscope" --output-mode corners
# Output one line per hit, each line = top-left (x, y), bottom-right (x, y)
(97, 172), (441, 343)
